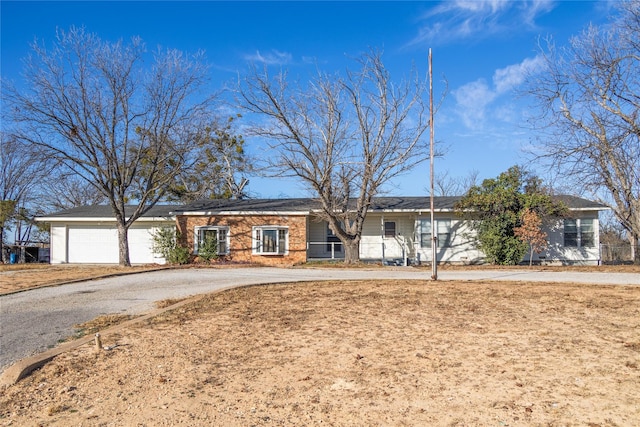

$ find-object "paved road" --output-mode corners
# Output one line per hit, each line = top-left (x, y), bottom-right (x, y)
(1, 267), (638, 371)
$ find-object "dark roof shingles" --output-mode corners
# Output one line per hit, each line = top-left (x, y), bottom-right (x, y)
(41, 195), (607, 219)
(41, 204), (177, 218)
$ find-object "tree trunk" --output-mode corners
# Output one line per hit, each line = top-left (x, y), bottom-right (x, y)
(632, 233), (640, 265)
(343, 239), (361, 264)
(529, 244), (533, 267)
(116, 222), (131, 267)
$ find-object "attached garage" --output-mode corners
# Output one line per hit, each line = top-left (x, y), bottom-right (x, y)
(40, 205), (177, 264)
(67, 225), (118, 263)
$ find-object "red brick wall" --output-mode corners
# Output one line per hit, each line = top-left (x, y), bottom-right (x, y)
(177, 214), (308, 266)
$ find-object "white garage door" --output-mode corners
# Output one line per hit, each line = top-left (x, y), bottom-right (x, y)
(67, 225), (157, 264)
(128, 226), (158, 264)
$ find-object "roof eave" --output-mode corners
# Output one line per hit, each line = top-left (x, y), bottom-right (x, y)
(175, 210), (310, 216)
(569, 206), (610, 212)
(36, 216), (175, 222)
(365, 209), (454, 214)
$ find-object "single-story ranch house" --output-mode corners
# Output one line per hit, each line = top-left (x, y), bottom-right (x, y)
(37, 196), (608, 265)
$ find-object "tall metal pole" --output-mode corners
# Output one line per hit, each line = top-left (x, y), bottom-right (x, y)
(429, 48), (437, 280)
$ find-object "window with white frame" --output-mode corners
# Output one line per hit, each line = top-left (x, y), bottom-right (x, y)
(384, 221), (396, 238)
(194, 226), (230, 255)
(564, 219), (595, 248)
(253, 226), (288, 255)
(418, 219), (451, 249)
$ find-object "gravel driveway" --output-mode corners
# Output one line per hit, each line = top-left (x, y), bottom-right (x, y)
(1, 267), (639, 372)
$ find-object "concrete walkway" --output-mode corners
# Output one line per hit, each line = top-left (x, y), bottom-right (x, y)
(1, 267), (638, 381)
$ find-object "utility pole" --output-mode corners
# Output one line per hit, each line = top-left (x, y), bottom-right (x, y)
(429, 48), (437, 280)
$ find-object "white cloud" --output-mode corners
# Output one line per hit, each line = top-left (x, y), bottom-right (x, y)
(450, 0), (511, 14)
(493, 55), (544, 94)
(244, 50), (293, 66)
(521, 0), (555, 26)
(453, 79), (496, 129)
(453, 56), (542, 130)
(410, 0), (556, 46)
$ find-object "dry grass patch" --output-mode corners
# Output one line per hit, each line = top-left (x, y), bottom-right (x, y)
(155, 297), (191, 309)
(61, 314), (135, 342)
(0, 264), (164, 295)
(2, 280), (639, 426)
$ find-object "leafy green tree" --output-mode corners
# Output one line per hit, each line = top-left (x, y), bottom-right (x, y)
(455, 166), (567, 265)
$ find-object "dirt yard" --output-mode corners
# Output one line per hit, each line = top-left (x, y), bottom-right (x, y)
(1, 278), (639, 426)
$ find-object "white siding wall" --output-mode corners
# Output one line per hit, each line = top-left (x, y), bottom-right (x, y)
(306, 210), (602, 265)
(535, 213), (600, 265)
(360, 214), (415, 262)
(50, 225), (68, 264)
(412, 216), (483, 264)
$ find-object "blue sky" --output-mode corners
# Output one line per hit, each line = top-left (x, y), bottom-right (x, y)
(1, 1), (612, 198)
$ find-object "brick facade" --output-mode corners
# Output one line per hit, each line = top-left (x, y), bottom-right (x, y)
(177, 214), (308, 266)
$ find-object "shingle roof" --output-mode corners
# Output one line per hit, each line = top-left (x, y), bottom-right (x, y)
(551, 195), (609, 210)
(174, 195), (607, 214)
(173, 198), (319, 213)
(38, 195), (608, 220)
(172, 197), (458, 214)
(368, 197), (460, 211)
(38, 204), (177, 219)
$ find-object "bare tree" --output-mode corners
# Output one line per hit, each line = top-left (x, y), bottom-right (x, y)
(240, 51), (430, 263)
(165, 115), (252, 202)
(39, 172), (108, 211)
(0, 133), (50, 262)
(3, 27), (217, 266)
(527, 2), (640, 263)
(435, 169), (479, 196)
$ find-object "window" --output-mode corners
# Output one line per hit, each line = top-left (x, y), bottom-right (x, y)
(581, 219), (595, 247)
(564, 219), (595, 248)
(419, 221), (431, 248)
(194, 226), (229, 255)
(564, 220), (578, 247)
(384, 221), (396, 238)
(253, 226), (288, 255)
(418, 219), (451, 249)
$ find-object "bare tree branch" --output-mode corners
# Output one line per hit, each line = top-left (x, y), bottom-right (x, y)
(0, 133), (53, 262)
(526, 3), (640, 263)
(239, 50), (431, 263)
(2, 27), (218, 266)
